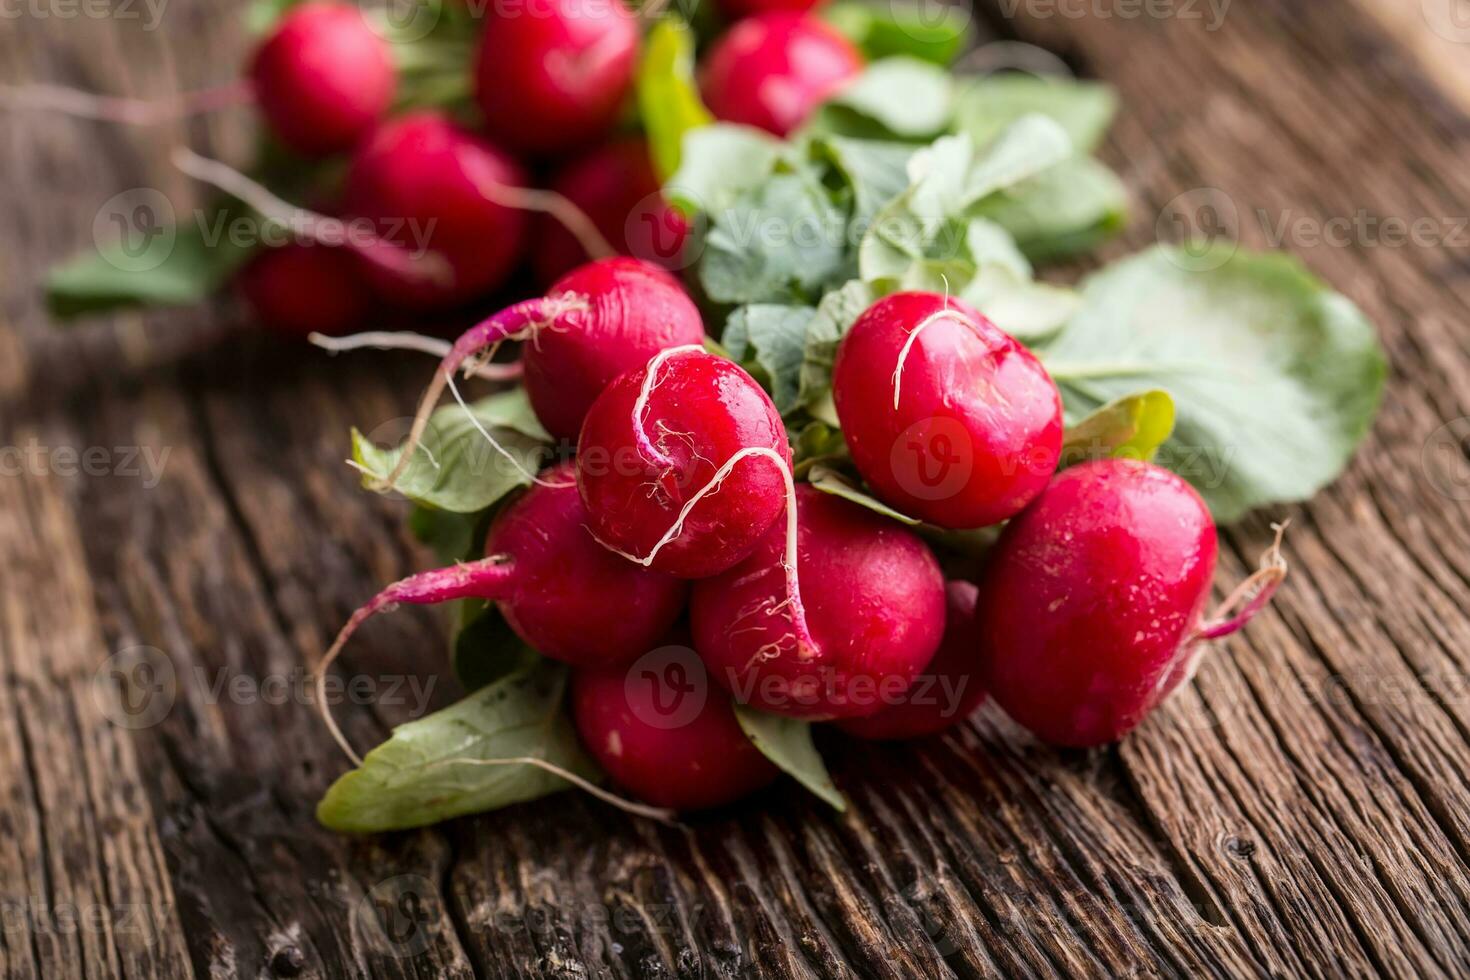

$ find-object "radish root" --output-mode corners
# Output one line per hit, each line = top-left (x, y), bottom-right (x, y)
(375, 293), (588, 494)
(1194, 521), (1290, 642)
(309, 331), (524, 381)
(455, 143), (616, 263)
(0, 80), (251, 124)
(631, 344), (703, 468)
(315, 556), (516, 766)
(171, 147), (453, 288)
(421, 757), (678, 824)
(891, 303), (979, 410)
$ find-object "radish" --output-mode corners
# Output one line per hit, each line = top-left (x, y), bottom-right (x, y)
(576, 347), (794, 579)
(691, 486), (946, 720)
(717, 0), (825, 19)
(249, 2), (396, 157)
(317, 463), (687, 762)
(379, 258), (702, 498)
(533, 139), (689, 286)
(832, 291), (1064, 529)
(571, 654), (780, 810)
(341, 112), (529, 309)
(978, 458), (1287, 747)
(700, 13), (862, 137)
(836, 580), (986, 740)
(237, 242), (371, 337)
(474, 0), (639, 157)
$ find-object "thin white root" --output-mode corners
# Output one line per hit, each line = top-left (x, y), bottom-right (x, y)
(445, 371), (572, 489)
(892, 305), (979, 410)
(631, 344), (704, 466)
(422, 757), (679, 823)
(456, 143), (616, 262)
(600, 446), (821, 659)
(316, 623), (365, 767)
(309, 331), (523, 381)
(171, 147), (453, 287)
(0, 81), (250, 124)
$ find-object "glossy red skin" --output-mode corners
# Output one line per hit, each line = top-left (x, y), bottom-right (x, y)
(571, 667), (779, 810)
(533, 140), (690, 287)
(249, 3), (395, 157)
(836, 580), (987, 739)
(700, 13), (862, 136)
(523, 257), (703, 441)
(717, 0), (825, 19)
(691, 487), (946, 719)
(978, 459), (1219, 747)
(577, 352), (791, 579)
(833, 292), (1064, 530)
(342, 113), (529, 309)
(474, 0), (638, 156)
(236, 242), (370, 337)
(486, 464), (688, 667)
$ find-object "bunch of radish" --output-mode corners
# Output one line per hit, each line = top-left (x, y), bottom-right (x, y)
(315, 267), (1288, 816)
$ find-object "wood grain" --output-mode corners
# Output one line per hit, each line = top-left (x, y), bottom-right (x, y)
(3, 0), (1470, 976)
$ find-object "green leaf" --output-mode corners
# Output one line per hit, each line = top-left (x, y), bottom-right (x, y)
(317, 655), (597, 833)
(797, 279), (878, 408)
(244, 0), (303, 33)
(407, 505), (483, 566)
(666, 124), (784, 216)
(733, 704), (847, 811)
(351, 390), (550, 513)
(723, 305), (816, 413)
(637, 17), (713, 181)
(47, 212), (255, 319)
(972, 155), (1129, 263)
(791, 420), (850, 477)
(1040, 245), (1386, 522)
(858, 119), (1074, 292)
(807, 465), (922, 525)
(819, 57), (954, 139)
(824, 0), (972, 66)
(954, 75), (1118, 155)
(1059, 390), (1176, 467)
(699, 172), (850, 305)
(811, 137), (917, 232)
(451, 602), (532, 693)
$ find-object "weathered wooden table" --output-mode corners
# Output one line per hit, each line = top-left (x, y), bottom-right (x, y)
(5, 0), (1470, 976)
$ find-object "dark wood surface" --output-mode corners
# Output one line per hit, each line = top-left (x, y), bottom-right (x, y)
(5, 0), (1470, 976)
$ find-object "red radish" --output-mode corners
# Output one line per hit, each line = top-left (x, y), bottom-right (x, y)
(691, 486), (946, 720)
(341, 112), (529, 309)
(832, 292), (1064, 529)
(317, 463), (687, 761)
(576, 347), (793, 579)
(474, 0), (639, 156)
(533, 139), (689, 286)
(836, 580), (986, 740)
(379, 258), (703, 497)
(571, 657), (779, 810)
(978, 459), (1287, 748)
(700, 13), (862, 137)
(237, 242), (371, 337)
(717, 0), (825, 18)
(249, 2), (396, 157)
